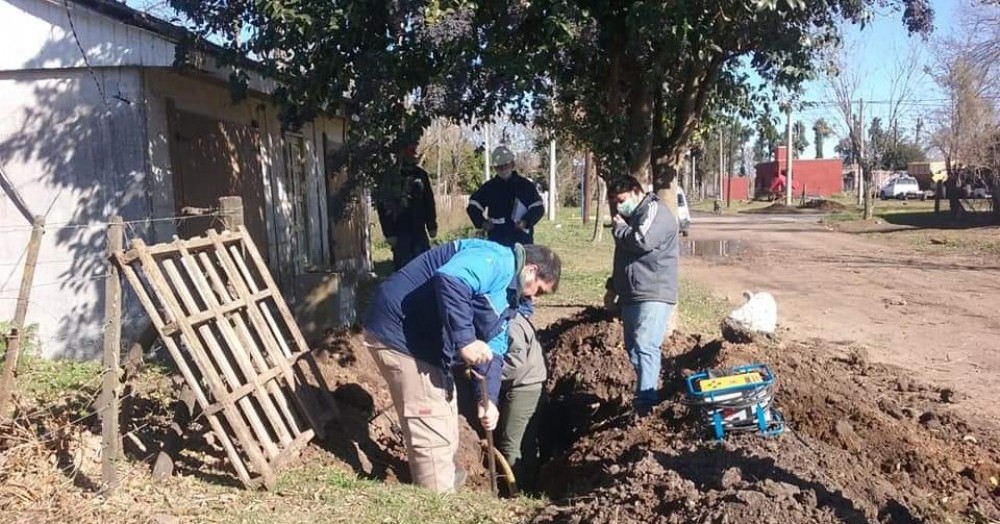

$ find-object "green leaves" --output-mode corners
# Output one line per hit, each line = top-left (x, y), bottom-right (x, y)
(166, 0), (934, 192)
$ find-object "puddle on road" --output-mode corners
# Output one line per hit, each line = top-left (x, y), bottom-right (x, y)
(681, 239), (747, 258)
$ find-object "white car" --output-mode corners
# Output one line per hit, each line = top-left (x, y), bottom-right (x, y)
(879, 176), (921, 200)
(677, 187), (691, 237)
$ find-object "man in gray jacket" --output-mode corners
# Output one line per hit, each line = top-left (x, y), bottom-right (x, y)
(603, 175), (679, 416)
(497, 310), (546, 492)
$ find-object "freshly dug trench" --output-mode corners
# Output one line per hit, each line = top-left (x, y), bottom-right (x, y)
(533, 309), (1000, 523)
(312, 329), (491, 488)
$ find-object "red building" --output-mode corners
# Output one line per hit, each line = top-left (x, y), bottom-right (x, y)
(754, 146), (844, 198)
(721, 176), (752, 201)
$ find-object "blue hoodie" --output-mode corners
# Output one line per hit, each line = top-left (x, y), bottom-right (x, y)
(364, 239), (521, 403)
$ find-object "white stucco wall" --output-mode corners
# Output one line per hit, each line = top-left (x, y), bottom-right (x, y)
(0, 67), (152, 359)
(0, 0), (277, 92)
(0, 0), (366, 358)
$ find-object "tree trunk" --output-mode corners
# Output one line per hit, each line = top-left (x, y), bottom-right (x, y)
(582, 152), (592, 224)
(591, 176), (606, 243)
(625, 79), (653, 182)
(653, 152), (682, 220)
(934, 181), (942, 214)
(863, 163), (874, 220)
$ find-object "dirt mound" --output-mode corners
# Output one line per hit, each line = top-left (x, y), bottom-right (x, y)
(533, 309), (1000, 523)
(801, 199), (848, 212)
(311, 329), (491, 487)
(743, 202), (801, 214)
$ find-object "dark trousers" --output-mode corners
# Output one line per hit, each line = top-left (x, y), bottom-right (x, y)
(497, 385), (545, 492)
(392, 233), (431, 270)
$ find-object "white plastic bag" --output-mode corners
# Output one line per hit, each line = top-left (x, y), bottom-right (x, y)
(727, 291), (777, 334)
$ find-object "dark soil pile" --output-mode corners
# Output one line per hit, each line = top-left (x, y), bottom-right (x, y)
(801, 199), (849, 212)
(532, 309), (1000, 523)
(743, 202), (801, 214)
(311, 328), (490, 487)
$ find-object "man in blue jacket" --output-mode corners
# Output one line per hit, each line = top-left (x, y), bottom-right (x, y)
(467, 146), (545, 247)
(363, 239), (561, 493)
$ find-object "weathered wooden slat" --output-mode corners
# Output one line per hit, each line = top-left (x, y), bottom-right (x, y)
(118, 230), (243, 264)
(232, 232), (339, 429)
(206, 231), (312, 425)
(228, 244), (294, 358)
(197, 251), (303, 438)
(175, 243), (294, 448)
(200, 365), (285, 416)
(235, 230), (314, 356)
(223, 238), (331, 436)
(161, 256), (280, 460)
(270, 429), (316, 474)
(158, 289), (272, 336)
(130, 239), (271, 481)
(117, 228), (333, 489)
(116, 248), (254, 486)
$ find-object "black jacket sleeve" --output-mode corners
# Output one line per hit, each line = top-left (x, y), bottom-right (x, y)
(467, 182), (488, 229)
(375, 199), (398, 238)
(520, 178), (545, 227)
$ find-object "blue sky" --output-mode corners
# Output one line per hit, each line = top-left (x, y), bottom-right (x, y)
(791, 0), (963, 160)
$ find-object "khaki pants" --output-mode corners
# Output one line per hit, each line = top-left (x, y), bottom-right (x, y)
(365, 333), (459, 493)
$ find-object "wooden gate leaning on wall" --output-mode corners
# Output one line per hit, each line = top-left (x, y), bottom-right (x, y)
(114, 225), (337, 488)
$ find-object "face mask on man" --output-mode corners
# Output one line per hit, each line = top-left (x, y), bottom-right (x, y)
(497, 165), (514, 180)
(618, 196), (639, 218)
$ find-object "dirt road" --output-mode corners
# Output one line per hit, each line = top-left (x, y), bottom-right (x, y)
(683, 212), (1000, 427)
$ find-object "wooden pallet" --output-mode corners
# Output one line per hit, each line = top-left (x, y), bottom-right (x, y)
(115, 227), (337, 488)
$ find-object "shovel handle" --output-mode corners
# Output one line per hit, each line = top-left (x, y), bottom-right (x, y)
(469, 368), (499, 497)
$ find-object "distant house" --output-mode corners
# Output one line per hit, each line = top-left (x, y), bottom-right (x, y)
(754, 147), (844, 198)
(0, 0), (369, 359)
(907, 161), (947, 189)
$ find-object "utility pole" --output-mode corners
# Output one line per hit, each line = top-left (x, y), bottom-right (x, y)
(548, 138), (557, 221)
(785, 104), (794, 207)
(717, 129), (724, 203)
(860, 98), (872, 219)
(690, 151), (696, 196)
(858, 99), (865, 209)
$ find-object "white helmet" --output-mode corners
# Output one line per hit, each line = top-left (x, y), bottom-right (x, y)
(491, 145), (515, 167)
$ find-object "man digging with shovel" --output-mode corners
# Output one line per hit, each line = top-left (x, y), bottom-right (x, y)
(364, 239), (561, 493)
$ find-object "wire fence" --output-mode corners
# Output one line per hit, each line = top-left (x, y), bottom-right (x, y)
(0, 210), (226, 367)
(0, 211), (224, 293)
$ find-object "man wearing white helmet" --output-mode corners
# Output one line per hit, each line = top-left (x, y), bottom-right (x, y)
(466, 145), (545, 247)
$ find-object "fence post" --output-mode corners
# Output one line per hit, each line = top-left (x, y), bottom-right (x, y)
(0, 216), (45, 418)
(219, 196), (245, 232)
(101, 216), (124, 493)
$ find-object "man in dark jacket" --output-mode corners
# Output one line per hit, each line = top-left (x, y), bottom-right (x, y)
(467, 146), (545, 247)
(376, 142), (438, 270)
(364, 239), (561, 493)
(603, 176), (679, 416)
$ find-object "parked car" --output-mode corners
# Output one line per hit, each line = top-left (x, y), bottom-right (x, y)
(879, 176), (921, 200)
(968, 179), (992, 199)
(677, 187), (691, 237)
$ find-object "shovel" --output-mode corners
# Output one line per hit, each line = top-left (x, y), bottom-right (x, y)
(468, 368), (499, 497)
